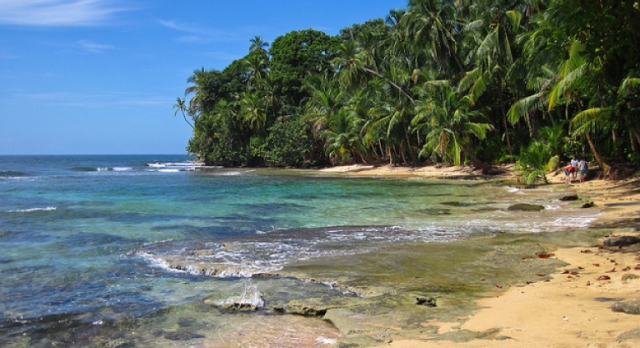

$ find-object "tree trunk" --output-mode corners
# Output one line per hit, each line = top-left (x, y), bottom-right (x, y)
(363, 67), (414, 102)
(586, 132), (610, 174)
(574, 96), (609, 174)
(499, 91), (513, 157)
(404, 124), (418, 166)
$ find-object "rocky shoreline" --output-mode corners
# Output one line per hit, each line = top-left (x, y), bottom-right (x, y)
(134, 165), (640, 347)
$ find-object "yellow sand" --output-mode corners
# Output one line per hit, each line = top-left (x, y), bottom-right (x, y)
(327, 165), (640, 348)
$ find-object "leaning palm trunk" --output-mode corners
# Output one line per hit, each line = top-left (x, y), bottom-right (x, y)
(585, 132), (610, 175)
(403, 124), (418, 166)
(573, 97), (610, 175)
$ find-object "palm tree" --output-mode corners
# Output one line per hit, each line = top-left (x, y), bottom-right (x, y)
(239, 91), (266, 132)
(413, 85), (492, 166)
(458, 5), (523, 157)
(243, 53), (267, 90)
(515, 140), (559, 184)
(569, 77), (640, 170)
(322, 109), (369, 164)
(332, 41), (415, 102)
(401, 0), (465, 75)
(302, 74), (344, 131)
(249, 36), (269, 53)
(173, 97), (193, 128)
(544, 40), (611, 172)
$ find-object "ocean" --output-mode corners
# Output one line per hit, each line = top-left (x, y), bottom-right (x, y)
(0, 155), (598, 347)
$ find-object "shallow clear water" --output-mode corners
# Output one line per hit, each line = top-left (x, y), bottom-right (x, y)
(0, 155), (598, 346)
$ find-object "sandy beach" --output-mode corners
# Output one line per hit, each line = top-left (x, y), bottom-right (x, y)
(319, 164), (640, 347)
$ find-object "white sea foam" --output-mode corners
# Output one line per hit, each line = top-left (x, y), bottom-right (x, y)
(146, 163), (165, 168)
(158, 169), (180, 173)
(147, 162), (203, 168)
(211, 279), (265, 309)
(316, 337), (337, 345)
(6, 207), (57, 213)
(135, 252), (184, 274)
(113, 167), (133, 171)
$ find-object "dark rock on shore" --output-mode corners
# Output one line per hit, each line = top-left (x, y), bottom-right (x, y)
(434, 328), (502, 343)
(617, 328), (640, 342)
(581, 202), (595, 208)
(284, 299), (330, 317)
(611, 299), (640, 315)
(507, 204), (545, 212)
(560, 194), (579, 201)
(416, 297), (437, 307)
(603, 236), (640, 248)
(163, 331), (205, 341)
(622, 274), (640, 281)
(419, 208), (451, 215)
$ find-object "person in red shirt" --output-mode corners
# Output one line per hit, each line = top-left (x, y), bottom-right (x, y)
(564, 164), (576, 184)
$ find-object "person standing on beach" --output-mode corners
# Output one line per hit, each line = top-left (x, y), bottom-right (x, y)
(578, 158), (588, 183)
(570, 156), (578, 181)
(564, 164), (576, 184)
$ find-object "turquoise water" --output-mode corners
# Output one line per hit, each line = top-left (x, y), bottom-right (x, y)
(0, 155), (597, 346)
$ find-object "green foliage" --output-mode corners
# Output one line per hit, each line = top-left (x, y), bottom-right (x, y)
(515, 141), (559, 185)
(179, 0), (640, 169)
(269, 29), (341, 107)
(260, 118), (317, 167)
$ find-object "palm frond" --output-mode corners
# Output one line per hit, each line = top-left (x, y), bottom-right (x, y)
(468, 71), (490, 104)
(463, 19), (485, 33)
(504, 10), (522, 33)
(458, 68), (482, 92)
(570, 107), (611, 135)
(508, 92), (543, 125)
(618, 77), (640, 97)
(476, 29), (498, 60)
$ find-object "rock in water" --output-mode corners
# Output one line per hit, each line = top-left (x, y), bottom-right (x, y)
(603, 236), (640, 248)
(611, 299), (640, 315)
(559, 194), (579, 201)
(205, 279), (265, 311)
(507, 204), (545, 212)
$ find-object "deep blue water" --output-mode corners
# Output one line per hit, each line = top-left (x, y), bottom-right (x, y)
(0, 155), (597, 346)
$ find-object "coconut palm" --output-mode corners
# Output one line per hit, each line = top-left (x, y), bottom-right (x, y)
(515, 140), (559, 184)
(302, 73), (344, 133)
(243, 53), (267, 90)
(249, 36), (269, 53)
(401, 0), (465, 75)
(173, 97), (193, 128)
(239, 91), (266, 132)
(322, 109), (368, 164)
(458, 4), (523, 156)
(413, 85), (492, 166)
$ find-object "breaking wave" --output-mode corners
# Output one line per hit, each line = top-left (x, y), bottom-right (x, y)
(5, 207), (57, 213)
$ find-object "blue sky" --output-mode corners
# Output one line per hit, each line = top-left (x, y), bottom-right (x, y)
(0, 0), (407, 155)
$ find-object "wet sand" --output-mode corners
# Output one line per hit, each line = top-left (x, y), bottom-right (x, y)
(337, 165), (640, 348)
(187, 163), (639, 348)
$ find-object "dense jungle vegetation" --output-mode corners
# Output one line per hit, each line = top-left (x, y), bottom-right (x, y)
(175, 0), (639, 183)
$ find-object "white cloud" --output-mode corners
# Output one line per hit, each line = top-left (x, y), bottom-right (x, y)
(158, 19), (243, 43)
(0, 0), (129, 26)
(77, 40), (114, 53)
